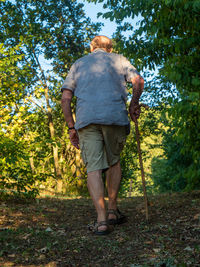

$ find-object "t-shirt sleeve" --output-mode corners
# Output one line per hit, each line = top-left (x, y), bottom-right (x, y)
(61, 63), (77, 93)
(121, 55), (140, 82)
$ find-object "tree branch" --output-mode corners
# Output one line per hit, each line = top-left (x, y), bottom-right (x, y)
(28, 98), (46, 113)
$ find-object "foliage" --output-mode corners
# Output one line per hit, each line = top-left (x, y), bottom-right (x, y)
(120, 124), (138, 197)
(152, 103), (200, 192)
(2, 0), (199, 197)
(0, 44), (37, 198)
(87, 0), (200, 191)
(0, 0), (100, 197)
(120, 107), (163, 196)
(0, 135), (47, 199)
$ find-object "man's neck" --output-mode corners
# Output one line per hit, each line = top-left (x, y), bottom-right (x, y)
(92, 48), (107, 53)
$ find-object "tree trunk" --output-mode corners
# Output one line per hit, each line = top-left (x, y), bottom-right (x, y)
(29, 152), (35, 173)
(129, 179), (133, 197)
(32, 49), (62, 181)
(44, 86), (62, 180)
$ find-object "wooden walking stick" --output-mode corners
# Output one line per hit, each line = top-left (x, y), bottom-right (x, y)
(134, 104), (149, 221)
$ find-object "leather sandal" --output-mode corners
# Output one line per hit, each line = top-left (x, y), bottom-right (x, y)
(88, 220), (113, 235)
(107, 209), (127, 225)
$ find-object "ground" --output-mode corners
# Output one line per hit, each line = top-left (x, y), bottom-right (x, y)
(0, 191), (200, 267)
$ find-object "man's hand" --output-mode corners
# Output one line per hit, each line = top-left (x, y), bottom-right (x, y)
(129, 74), (144, 122)
(69, 129), (79, 149)
(129, 103), (141, 122)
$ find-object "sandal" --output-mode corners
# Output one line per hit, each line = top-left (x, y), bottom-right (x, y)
(88, 220), (113, 235)
(107, 209), (127, 225)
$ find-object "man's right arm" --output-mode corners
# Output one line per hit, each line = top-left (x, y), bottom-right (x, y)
(61, 89), (79, 149)
(61, 89), (75, 128)
(129, 75), (144, 122)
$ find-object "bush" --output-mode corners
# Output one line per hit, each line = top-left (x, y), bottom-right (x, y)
(0, 136), (46, 199)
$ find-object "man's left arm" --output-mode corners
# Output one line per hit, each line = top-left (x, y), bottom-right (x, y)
(129, 75), (144, 122)
(61, 89), (79, 149)
(121, 55), (144, 122)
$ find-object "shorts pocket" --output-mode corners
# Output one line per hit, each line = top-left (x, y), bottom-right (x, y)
(80, 142), (87, 164)
(117, 136), (126, 152)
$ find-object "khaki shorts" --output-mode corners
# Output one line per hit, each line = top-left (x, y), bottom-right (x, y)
(78, 124), (127, 173)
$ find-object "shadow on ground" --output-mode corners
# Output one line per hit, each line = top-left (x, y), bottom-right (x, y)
(0, 192), (200, 266)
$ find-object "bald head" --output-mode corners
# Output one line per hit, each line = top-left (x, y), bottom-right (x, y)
(90, 35), (113, 53)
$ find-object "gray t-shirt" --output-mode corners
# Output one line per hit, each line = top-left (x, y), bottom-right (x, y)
(61, 48), (139, 130)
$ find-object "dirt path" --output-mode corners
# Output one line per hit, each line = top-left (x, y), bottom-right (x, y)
(0, 191), (200, 266)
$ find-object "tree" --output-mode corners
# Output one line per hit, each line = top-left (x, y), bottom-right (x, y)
(0, 44), (47, 198)
(87, 0), (200, 190)
(0, 0), (101, 196)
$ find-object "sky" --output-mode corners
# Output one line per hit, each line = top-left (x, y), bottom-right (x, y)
(78, 1), (142, 48)
(39, 0), (118, 71)
(40, 0), (143, 74)
(78, 0), (118, 37)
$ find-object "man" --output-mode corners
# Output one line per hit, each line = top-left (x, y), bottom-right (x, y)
(61, 36), (144, 235)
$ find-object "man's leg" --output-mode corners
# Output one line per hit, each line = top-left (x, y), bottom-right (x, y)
(106, 160), (121, 220)
(87, 169), (107, 231)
